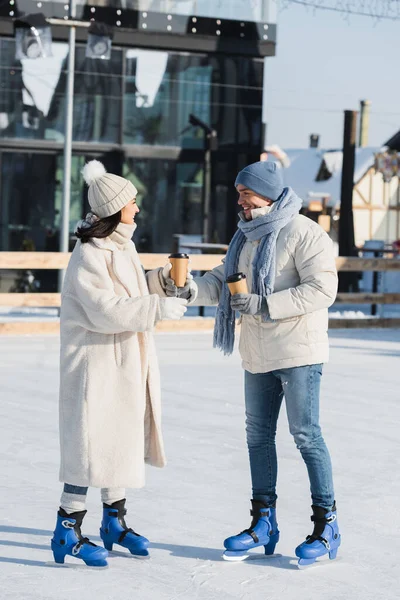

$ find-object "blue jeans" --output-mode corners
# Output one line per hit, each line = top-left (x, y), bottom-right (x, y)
(245, 364), (334, 510)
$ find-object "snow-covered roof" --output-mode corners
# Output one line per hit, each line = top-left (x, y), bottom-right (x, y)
(321, 151), (342, 176)
(273, 147), (382, 208)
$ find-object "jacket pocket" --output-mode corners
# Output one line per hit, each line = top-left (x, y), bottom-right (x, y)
(238, 318), (250, 358)
(305, 311), (329, 343)
(259, 313), (298, 325)
(276, 316), (298, 323)
(114, 333), (122, 367)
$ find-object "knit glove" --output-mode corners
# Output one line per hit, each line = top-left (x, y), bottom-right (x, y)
(159, 298), (188, 320)
(230, 293), (269, 317)
(160, 263), (198, 301)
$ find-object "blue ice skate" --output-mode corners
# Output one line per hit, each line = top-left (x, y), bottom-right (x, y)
(223, 500), (280, 561)
(51, 509), (108, 567)
(295, 503), (341, 569)
(100, 498), (150, 558)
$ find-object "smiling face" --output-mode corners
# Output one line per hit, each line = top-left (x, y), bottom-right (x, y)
(236, 184), (273, 220)
(120, 198), (140, 224)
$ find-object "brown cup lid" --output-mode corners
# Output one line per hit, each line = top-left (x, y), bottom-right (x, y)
(226, 272), (246, 283)
(169, 253), (189, 259)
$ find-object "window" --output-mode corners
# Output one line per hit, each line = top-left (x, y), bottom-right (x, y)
(0, 39), (122, 143)
(124, 49), (263, 149)
(124, 158), (203, 252)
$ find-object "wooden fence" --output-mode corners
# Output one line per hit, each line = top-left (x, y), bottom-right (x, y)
(0, 252), (399, 334)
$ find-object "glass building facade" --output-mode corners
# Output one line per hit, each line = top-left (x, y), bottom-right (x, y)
(0, 1), (276, 289)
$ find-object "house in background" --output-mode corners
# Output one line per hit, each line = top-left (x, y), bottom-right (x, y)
(266, 135), (400, 249)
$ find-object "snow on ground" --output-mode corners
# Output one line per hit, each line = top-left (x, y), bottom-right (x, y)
(1, 304), (400, 322)
(0, 330), (399, 600)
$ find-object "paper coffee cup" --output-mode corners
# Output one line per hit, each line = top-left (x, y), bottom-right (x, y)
(169, 253), (189, 288)
(226, 272), (248, 295)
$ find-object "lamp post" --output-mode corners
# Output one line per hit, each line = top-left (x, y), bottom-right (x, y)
(48, 14), (111, 290)
(14, 10), (111, 291)
(58, 0), (77, 291)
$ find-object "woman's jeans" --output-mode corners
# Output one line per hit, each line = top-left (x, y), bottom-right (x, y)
(244, 364), (334, 510)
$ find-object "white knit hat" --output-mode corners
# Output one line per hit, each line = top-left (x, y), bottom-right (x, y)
(82, 160), (138, 218)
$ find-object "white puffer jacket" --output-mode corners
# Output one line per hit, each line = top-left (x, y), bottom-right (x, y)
(194, 214), (338, 374)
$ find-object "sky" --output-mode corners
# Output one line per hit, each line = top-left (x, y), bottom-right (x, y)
(264, 3), (400, 149)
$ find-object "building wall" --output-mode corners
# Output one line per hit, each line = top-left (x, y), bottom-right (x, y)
(0, 36), (264, 264)
(353, 168), (400, 246)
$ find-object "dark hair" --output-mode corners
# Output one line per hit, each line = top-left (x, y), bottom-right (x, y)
(76, 211), (121, 243)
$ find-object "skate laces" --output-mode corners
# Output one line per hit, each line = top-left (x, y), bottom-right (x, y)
(112, 507), (142, 543)
(118, 527), (141, 544)
(72, 536), (97, 555)
(306, 533), (330, 548)
(61, 520), (75, 529)
(326, 514), (336, 524)
(306, 513), (336, 546)
(311, 513), (336, 525)
(238, 509), (270, 541)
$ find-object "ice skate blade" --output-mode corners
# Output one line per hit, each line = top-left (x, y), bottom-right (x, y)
(108, 549), (150, 560)
(47, 561), (109, 570)
(223, 551), (282, 562)
(297, 555), (341, 570)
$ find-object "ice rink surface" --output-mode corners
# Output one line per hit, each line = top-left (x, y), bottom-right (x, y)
(0, 329), (399, 600)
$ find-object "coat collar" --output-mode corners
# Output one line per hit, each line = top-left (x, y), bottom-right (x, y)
(89, 236), (146, 299)
(90, 237), (118, 252)
(89, 223), (136, 252)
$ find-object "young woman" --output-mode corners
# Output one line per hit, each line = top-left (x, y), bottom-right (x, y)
(51, 160), (187, 567)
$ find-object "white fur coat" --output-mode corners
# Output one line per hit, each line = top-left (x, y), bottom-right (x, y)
(59, 231), (166, 488)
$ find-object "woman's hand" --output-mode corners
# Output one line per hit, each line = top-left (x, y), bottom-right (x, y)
(159, 298), (188, 320)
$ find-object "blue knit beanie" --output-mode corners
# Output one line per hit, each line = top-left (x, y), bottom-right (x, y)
(235, 161), (284, 202)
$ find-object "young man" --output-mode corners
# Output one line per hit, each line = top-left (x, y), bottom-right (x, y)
(163, 161), (340, 567)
